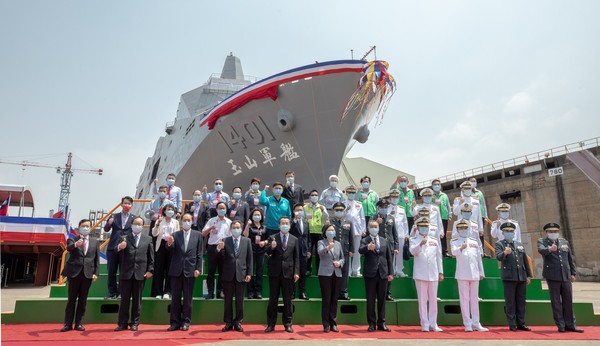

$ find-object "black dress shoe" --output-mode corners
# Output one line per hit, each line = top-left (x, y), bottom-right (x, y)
(285, 325), (294, 333)
(558, 327), (566, 333)
(323, 326), (330, 333)
(566, 327), (584, 333)
(385, 295), (394, 301)
(74, 324), (85, 331)
(517, 325), (531, 331)
(234, 323), (244, 332)
(181, 324), (190, 331)
(222, 323), (234, 332)
(509, 326), (517, 331)
(255, 294), (263, 299)
(330, 325), (339, 332)
(130, 325), (138, 331)
(338, 295), (351, 301)
(167, 325), (180, 331)
(368, 325), (376, 332)
(60, 325), (72, 332)
(218, 292), (225, 299)
(114, 325), (128, 331)
(378, 324), (391, 332)
(264, 325), (275, 333)
(299, 293), (309, 300)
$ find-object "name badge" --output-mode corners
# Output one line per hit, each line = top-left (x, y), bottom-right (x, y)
(253, 197), (259, 206)
(229, 211), (236, 218)
(361, 193), (367, 200)
(255, 235), (261, 244)
(306, 213), (313, 219)
(428, 241), (438, 246)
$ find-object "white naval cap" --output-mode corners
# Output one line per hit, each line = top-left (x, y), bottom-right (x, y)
(496, 203), (511, 211)
(460, 181), (472, 189)
(419, 188), (433, 196)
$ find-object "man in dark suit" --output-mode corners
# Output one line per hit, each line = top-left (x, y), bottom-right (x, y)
(537, 223), (583, 333)
(114, 216), (154, 331)
(167, 213), (203, 331)
(264, 216), (300, 333)
(290, 203), (311, 300)
(184, 190), (209, 231)
(330, 202), (353, 300)
(103, 196), (136, 299)
(217, 220), (253, 332)
(61, 219), (99, 332)
(359, 220), (394, 332)
(495, 222), (532, 331)
(374, 199), (398, 301)
(228, 186), (251, 223)
(282, 170), (305, 207)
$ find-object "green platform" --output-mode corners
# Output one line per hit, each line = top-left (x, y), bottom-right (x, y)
(3, 257), (599, 326)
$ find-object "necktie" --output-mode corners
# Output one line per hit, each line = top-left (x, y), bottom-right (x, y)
(216, 192), (221, 202)
(184, 232), (189, 251)
(234, 238), (239, 257)
(299, 221), (303, 234)
(83, 237), (88, 255)
(134, 234), (139, 247)
(374, 236), (380, 252)
(283, 234), (288, 250)
(168, 186), (172, 199)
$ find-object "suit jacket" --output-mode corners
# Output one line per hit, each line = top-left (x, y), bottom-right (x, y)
(537, 237), (576, 282)
(168, 230), (203, 278)
(265, 232), (300, 279)
(227, 200), (250, 224)
(376, 213), (399, 252)
(495, 239), (532, 282)
(359, 235), (394, 279)
(184, 201), (209, 229)
(118, 233), (154, 281)
(290, 218), (311, 257)
(219, 236), (253, 282)
(282, 184), (305, 206)
(104, 212), (136, 250)
(331, 218), (354, 255)
(317, 239), (344, 277)
(61, 236), (100, 279)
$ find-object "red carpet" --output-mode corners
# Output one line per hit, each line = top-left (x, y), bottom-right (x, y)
(2, 324), (599, 345)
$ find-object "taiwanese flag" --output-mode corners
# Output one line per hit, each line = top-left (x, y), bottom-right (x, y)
(68, 226), (78, 239)
(53, 204), (69, 220)
(0, 194), (10, 216)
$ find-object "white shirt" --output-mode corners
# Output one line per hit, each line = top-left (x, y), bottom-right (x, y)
(320, 188), (345, 209)
(491, 218), (522, 242)
(409, 235), (443, 281)
(389, 205), (409, 239)
(411, 203), (444, 233)
(344, 200), (366, 236)
(203, 216), (232, 245)
(451, 236), (484, 280)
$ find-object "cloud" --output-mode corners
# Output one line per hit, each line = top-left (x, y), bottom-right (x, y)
(504, 91), (534, 113)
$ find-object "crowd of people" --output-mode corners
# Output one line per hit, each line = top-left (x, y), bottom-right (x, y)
(59, 171), (584, 335)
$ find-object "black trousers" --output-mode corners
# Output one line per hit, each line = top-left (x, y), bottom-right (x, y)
(106, 249), (120, 297)
(223, 279), (247, 324)
(307, 233), (322, 274)
(407, 216), (414, 230)
(319, 274), (341, 327)
(339, 253), (350, 296)
(267, 275), (294, 326)
(249, 251), (265, 296)
(547, 279), (576, 329)
(118, 278), (145, 326)
(206, 244), (223, 296)
(169, 274), (196, 327)
(365, 275), (388, 327)
(64, 271), (93, 326)
(441, 219), (449, 255)
(502, 280), (527, 327)
(295, 254), (308, 296)
(152, 240), (172, 297)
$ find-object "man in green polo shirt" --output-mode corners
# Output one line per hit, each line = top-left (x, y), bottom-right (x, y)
(391, 175), (415, 229)
(358, 176), (379, 224)
(431, 179), (452, 257)
(304, 189), (329, 276)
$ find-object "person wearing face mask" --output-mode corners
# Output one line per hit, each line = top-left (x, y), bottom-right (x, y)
(388, 189), (409, 277)
(374, 199), (398, 301)
(359, 220), (394, 332)
(329, 202), (353, 300)
(202, 201), (232, 299)
(495, 222), (532, 332)
(184, 190), (208, 231)
(146, 185), (175, 228)
(265, 217), (300, 333)
(104, 196), (136, 299)
(259, 182), (292, 238)
(491, 203), (522, 242)
(304, 189), (329, 276)
(318, 225), (345, 333)
(202, 178), (231, 218)
(343, 185), (366, 277)
(358, 176), (379, 224)
(469, 177), (488, 225)
(151, 204), (179, 299)
(217, 220), (253, 333)
(166, 213), (203, 331)
(451, 204), (482, 249)
(320, 175), (345, 211)
(409, 207), (433, 237)
(537, 223), (583, 333)
(451, 220), (488, 332)
(289, 203), (311, 300)
(115, 217), (154, 332)
(410, 217), (444, 332)
(244, 209), (268, 299)
(153, 173), (183, 217)
(227, 186), (250, 224)
(411, 188), (445, 256)
(60, 219), (99, 332)
(281, 170), (305, 207)
(431, 179), (452, 242)
(453, 181), (484, 241)
(244, 177), (266, 213)
(391, 175), (415, 229)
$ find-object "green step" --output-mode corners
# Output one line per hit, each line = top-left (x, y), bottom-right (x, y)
(3, 298), (599, 326)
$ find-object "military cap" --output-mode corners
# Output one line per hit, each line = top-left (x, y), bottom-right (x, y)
(345, 185), (357, 193)
(496, 203), (511, 211)
(460, 203), (472, 211)
(456, 219), (469, 228)
(419, 188), (433, 196)
(415, 217), (430, 226)
(389, 188), (400, 197)
(332, 202), (345, 210)
(500, 222), (516, 231)
(376, 199), (389, 207)
(460, 181), (472, 189)
(417, 207), (430, 216)
(543, 223), (560, 231)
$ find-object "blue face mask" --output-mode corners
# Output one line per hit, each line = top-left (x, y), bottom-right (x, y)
(252, 214), (261, 222)
(500, 212), (509, 219)
(79, 227), (91, 236)
(418, 226), (429, 235)
(330, 181), (338, 188)
(379, 208), (388, 216)
(423, 196), (432, 204)
(280, 224), (290, 233)
(326, 230), (336, 239)
(368, 227), (379, 236)
(432, 185), (441, 192)
(232, 192), (242, 200)
(362, 182), (370, 189)
(347, 193), (356, 200)
(462, 212), (472, 219)
(215, 184), (223, 192)
(471, 181), (478, 188)
(273, 188), (283, 196)
(287, 177), (294, 183)
(391, 198), (399, 205)
(251, 184), (260, 191)
(504, 232), (515, 241)
(310, 196), (318, 203)
(217, 209), (226, 216)
(334, 211), (344, 218)
(399, 182), (408, 189)
(166, 210), (175, 218)
(231, 228), (242, 237)
(167, 179), (175, 186)
(193, 195), (201, 203)
(458, 229), (469, 238)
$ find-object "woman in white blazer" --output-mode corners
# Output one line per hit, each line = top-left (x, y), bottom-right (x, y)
(318, 225), (345, 333)
(151, 204), (180, 299)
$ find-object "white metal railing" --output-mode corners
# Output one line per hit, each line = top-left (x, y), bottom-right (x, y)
(412, 136), (600, 189)
(208, 73), (260, 84)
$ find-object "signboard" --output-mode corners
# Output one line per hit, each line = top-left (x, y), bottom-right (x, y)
(548, 167), (564, 177)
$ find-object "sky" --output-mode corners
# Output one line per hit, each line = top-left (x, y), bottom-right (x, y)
(1, 0), (599, 223)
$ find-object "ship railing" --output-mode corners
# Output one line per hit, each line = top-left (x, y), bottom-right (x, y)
(412, 136), (600, 189)
(207, 73), (260, 83)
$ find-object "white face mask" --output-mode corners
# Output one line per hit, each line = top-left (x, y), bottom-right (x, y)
(458, 229), (469, 238)
(182, 221), (192, 230)
(132, 225), (143, 234)
(462, 190), (472, 197)
(548, 233), (559, 241)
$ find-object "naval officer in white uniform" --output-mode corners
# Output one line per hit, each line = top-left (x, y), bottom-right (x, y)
(452, 181), (484, 232)
(411, 188), (444, 233)
(491, 203), (522, 243)
(451, 204), (483, 248)
(410, 217), (444, 332)
(451, 219), (488, 332)
(389, 189), (409, 277)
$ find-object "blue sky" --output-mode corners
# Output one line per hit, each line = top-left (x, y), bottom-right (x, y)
(1, 0), (599, 222)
